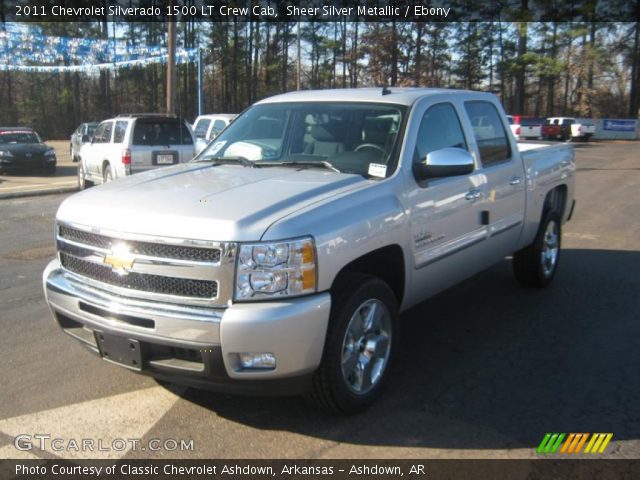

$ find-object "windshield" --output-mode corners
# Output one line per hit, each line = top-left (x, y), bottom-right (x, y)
(197, 102), (406, 177)
(0, 131), (41, 144)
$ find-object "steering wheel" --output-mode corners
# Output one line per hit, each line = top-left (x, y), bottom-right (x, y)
(355, 143), (386, 155)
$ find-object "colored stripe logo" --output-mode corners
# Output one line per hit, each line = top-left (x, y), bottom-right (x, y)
(537, 433), (613, 454)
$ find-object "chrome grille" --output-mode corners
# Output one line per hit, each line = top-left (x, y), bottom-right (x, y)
(60, 253), (218, 299)
(58, 225), (221, 262)
(55, 223), (236, 307)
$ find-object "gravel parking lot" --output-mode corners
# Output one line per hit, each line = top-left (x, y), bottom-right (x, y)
(0, 142), (638, 461)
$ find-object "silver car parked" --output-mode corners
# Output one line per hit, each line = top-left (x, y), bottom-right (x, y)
(70, 122), (99, 163)
(77, 114), (196, 189)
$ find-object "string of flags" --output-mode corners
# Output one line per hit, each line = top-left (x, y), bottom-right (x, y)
(0, 23), (199, 73)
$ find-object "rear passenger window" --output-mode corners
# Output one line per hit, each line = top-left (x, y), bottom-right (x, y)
(464, 101), (510, 166)
(102, 123), (113, 143)
(415, 103), (467, 161)
(113, 121), (128, 143)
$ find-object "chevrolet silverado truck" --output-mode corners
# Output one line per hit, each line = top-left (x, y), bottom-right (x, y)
(43, 88), (575, 413)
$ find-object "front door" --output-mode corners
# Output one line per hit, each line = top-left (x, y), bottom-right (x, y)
(405, 101), (489, 303)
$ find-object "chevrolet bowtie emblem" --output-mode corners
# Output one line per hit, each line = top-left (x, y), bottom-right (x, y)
(103, 244), (135, 275)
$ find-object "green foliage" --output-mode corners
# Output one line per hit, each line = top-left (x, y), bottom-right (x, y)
(0, 19), (638, 139)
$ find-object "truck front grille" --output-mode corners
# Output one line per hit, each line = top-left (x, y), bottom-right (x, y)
(60, 253), (218, 299)
(58, 225), (221, 263)
(55, 223), (235, 306)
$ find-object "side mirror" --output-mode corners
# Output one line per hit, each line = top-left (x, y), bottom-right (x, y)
(82, 134), (91, 143)
(414, 147), (474, 181)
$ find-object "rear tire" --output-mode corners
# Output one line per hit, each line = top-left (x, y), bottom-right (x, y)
(306, 274), (398, 413)
(513, 210), (562, 288)
(103, 164), (113, 183)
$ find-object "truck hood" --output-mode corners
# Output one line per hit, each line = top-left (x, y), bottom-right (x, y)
(57, 163), (367, 241)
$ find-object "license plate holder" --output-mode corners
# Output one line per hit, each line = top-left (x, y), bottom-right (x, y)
(94, 331), (142, 371)
(153, 151), (177, 165)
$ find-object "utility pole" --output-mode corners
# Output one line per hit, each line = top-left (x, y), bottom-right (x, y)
(296, 20), (301, 90)
(197, 48), (204, 115)
(166, 9), (177, 114)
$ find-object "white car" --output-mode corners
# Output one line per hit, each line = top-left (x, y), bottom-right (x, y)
(77, 114), (196, 189)
(192, 114), (236, 154)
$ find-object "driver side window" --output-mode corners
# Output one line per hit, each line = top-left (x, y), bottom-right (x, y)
(415, 103), (467, 162)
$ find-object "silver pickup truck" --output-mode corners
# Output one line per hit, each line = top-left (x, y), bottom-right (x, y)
(43, 88), (575, 413)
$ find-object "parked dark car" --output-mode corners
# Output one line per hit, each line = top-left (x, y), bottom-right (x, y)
(0, 127), (57, 175)
(70, 122), (99, 162)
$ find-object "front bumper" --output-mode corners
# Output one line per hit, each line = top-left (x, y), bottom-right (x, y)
(43, 259), (331, 395)
(0, 156), (56, 171)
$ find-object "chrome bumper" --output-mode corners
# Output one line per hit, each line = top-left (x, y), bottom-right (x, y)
(43, 259), (331, 385)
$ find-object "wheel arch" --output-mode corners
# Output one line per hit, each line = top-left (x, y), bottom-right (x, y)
(330, 244), (405, 306)
(543, 184), (568, 218)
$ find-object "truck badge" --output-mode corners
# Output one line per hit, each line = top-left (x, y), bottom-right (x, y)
(103, 244), (135, 275)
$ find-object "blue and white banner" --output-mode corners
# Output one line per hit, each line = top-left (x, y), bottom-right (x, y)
(0, 23), (199, 72)
(602, 119), (638, 132)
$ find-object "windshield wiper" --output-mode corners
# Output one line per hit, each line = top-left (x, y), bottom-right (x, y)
(195, 156), (254, 168)
(254, 160), (341, 173)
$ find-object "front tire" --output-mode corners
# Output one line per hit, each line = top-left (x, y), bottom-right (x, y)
(513, 210), (562, 288)
(307, 274), (398, 413)
(77, 162), (93, 190)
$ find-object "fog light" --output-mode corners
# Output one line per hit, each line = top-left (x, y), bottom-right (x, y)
(238, 352), (276, 370)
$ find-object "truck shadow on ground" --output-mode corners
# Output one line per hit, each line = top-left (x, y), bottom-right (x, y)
(570, 142), (600, 149)
(180, 249), (640, 450)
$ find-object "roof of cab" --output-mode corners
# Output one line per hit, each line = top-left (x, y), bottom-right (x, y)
(256, 87), (494, 106)
(195, 114), (237, 120)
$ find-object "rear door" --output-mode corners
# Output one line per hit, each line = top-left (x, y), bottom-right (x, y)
(463, 101), (526, 260)
(86, 121), (112, 179)
(110, 120), (129, 178)
(129, 118), (195, 173)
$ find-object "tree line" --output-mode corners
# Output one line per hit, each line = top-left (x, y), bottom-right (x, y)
(1, 16), (639, 139)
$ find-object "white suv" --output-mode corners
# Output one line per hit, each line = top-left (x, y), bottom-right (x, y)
(77, 114), (196, 189)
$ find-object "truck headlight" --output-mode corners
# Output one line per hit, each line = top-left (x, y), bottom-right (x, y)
(235, 237), (317, 300)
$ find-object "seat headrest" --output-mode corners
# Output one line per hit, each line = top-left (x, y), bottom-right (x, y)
(310, 123), (344, 142)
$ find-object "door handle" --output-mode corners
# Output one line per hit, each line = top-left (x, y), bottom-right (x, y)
(465, 190), (481, 201)
(509, 176), (522, 186)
